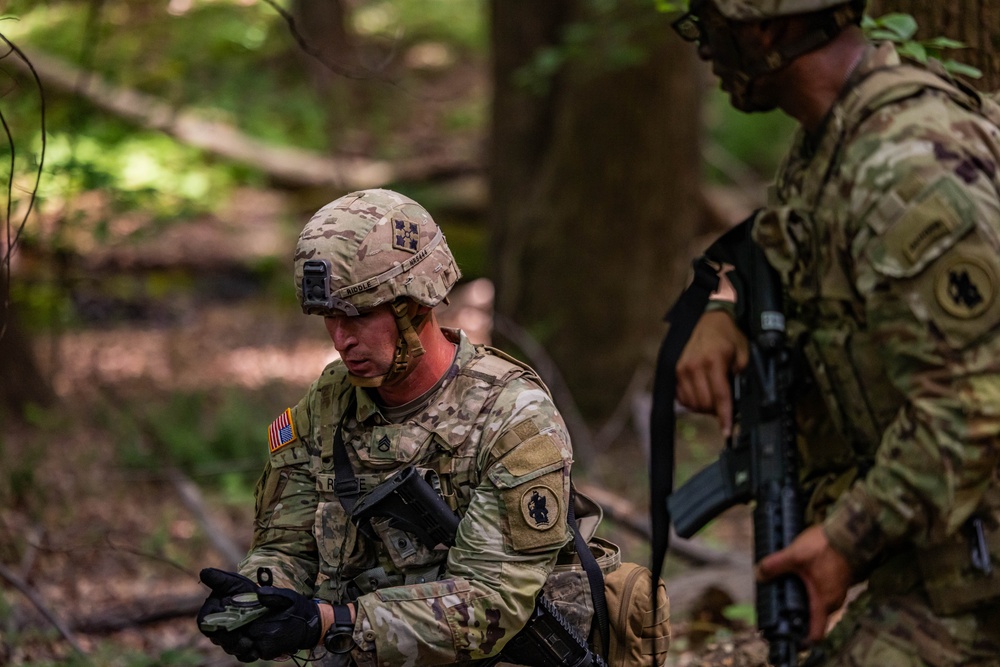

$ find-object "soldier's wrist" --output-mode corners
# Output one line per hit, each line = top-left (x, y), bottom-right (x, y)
(822, 486), (886, 574)
(320, 603), (356, 654)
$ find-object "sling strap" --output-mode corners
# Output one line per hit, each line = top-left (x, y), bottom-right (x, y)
(333, 392), (362, 514)
(649, 218), (754, 592)
(570, 483), (609, 658)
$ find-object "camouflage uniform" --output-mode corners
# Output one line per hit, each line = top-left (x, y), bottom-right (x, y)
(751, 42), (1000, 664)
(238, 190), (575, 666)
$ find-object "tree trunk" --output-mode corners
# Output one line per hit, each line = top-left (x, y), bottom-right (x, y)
(489, 1), (702, 425)
(870, 0), (1000, 91)
(291, 0), (365, 149)
(0, 272), (56, 417)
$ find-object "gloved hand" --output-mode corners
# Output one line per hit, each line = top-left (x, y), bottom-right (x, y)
(196, 568), (262, 662)
(239, 586), (323, 661)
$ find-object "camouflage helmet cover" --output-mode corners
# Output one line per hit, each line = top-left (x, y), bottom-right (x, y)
(294, 189), (461, 315)
(710, 0), (859, 20)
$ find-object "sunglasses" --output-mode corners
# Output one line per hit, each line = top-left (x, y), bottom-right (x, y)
(671, 11), (704, 43)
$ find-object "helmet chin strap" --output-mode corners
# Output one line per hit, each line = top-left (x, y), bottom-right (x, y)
(347, 299), (427, 388)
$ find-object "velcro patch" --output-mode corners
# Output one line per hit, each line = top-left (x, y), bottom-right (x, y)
(268, 408), (297, 453)
(934, 255), (995, 319)
(521, 485), (559, 530)
(504, 470), (566, 552)
(392, 219), (420, 253)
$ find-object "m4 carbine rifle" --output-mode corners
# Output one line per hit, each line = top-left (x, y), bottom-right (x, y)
(657, 240), (809, 667)
(350, 465), (606, 667)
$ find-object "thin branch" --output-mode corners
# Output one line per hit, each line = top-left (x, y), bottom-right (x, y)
(0, 29), (46, 343)
(261, 0), (390, 81)
(0, 561), (87, 655)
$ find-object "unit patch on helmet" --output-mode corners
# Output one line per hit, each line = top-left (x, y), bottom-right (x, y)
(393, 219), (420, 253)
(935, 255), (995, 319)
(268, 408), (297, 453)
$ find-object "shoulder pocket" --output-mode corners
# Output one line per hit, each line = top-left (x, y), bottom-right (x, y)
(864, 175), (976, 279)
(487, 434), (568, 553)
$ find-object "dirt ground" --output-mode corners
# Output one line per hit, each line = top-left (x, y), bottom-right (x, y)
(1, 190), (765, 666)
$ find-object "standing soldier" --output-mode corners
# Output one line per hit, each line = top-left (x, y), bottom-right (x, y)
(195, 189), (579, 665)
(670, 0), (1000, 663)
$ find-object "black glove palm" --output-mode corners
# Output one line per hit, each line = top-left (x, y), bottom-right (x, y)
(242, 586), (323, 660)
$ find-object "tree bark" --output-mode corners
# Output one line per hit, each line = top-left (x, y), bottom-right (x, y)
(870, 0), (1000, 91)
(489, 1), (702, 425)
(0, 272), (56, 417)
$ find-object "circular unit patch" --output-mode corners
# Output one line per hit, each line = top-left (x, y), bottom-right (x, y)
(934, 256), (995, 319)
(520, 485), (559, 531)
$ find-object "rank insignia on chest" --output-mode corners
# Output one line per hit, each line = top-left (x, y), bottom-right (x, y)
(268, 408), (297, 453)
(369, 425), (399, 460)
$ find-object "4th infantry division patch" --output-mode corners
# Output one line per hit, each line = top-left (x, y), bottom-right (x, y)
(268, 408), (297, 453)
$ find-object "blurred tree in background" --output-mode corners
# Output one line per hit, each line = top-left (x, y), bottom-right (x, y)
(490, 0), (703, 425)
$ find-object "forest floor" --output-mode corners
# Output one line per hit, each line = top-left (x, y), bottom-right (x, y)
(1, 186), (767, 667)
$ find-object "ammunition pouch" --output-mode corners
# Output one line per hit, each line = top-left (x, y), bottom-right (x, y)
(545, 537), (622, 640)
(869, 513), (1000, 616)
(918, 514), (1000, 615)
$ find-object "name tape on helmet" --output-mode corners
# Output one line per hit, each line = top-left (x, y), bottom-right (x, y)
(334, 229), (443, 300)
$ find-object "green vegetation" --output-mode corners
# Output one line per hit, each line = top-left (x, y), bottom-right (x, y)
(863, 13), (983, 79)
(111, 388), (271, 500)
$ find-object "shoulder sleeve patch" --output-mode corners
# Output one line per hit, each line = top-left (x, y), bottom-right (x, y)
(934, 254), (996, 319)
(904, 238), (1000, 350)
(268, 408), (297, 453)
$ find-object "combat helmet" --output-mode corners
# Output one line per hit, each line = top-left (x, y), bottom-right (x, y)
(675, 0), (865, 110)
(710, 0), (864, 21)
(294, 188), (462, 387)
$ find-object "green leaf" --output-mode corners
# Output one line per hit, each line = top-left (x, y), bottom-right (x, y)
(876, 13), (918, 40)
(654, 0), (687, 12)
(897, 42), (928, 63)
(941, 59), (984, 79)
(867, 29), (904, 42)
(922, 36), (966, 50)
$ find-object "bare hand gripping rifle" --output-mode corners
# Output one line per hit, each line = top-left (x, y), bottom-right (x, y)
(650, 223), (809, 667)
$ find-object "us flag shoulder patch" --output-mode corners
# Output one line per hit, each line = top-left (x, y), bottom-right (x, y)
(268, 408), (297, 453)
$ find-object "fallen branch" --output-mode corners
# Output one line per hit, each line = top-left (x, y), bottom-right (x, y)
(167, 466), (246, 570)
(0, 562), (87, 654)
(70, 592), (205, 634)
(574, 481), (748, 570)
(7, 48), (479, 190)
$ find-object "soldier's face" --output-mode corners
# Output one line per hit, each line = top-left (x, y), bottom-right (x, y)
(688, 3), (780, 113)
(324, 304), (398, 379)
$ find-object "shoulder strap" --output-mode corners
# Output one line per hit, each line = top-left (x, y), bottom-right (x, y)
(569, 482), (609, 659)
(333, 392), (362, 513)
(649, 218), (754, 592)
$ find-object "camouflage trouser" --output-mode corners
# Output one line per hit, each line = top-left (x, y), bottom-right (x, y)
(808, 588), (1000, 667)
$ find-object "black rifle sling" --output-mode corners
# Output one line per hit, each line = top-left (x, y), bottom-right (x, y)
(333, 392), (362, 514)
(569, 483), (609, 659)
(649, 218), (754, 588)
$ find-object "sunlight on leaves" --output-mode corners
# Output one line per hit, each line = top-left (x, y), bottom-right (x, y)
(864, 13), (983, 79)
